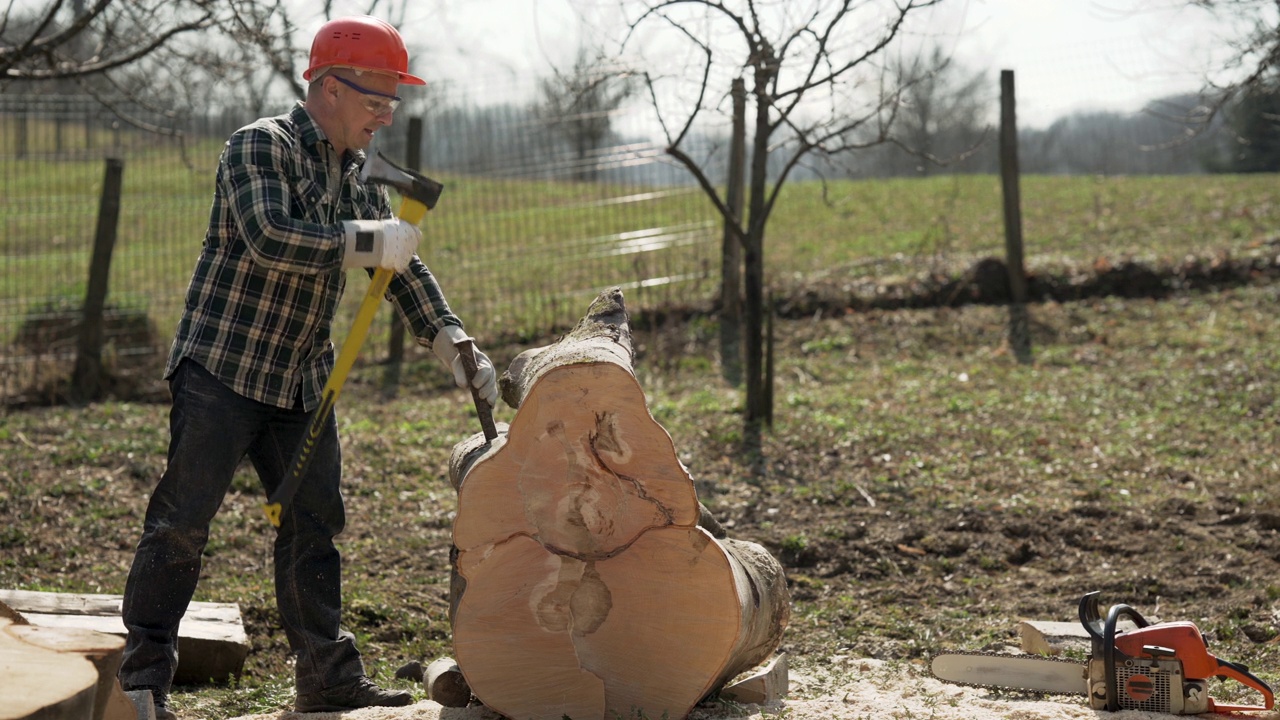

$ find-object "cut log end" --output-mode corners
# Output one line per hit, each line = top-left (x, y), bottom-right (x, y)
(1, 618), (106, 720)
(448, 289), (790, 720)
(425, 657), (472, 708)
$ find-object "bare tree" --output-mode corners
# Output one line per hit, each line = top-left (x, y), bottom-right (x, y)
(882, 45), (989, 176)
(0, 0), (217, 82)
(1138, 1), (1279, 142)
(1, 1), (434, 140)
(537, 47), (636, 182)
(617, 0), (942, 431)
(0, 0), (298, 138)
(1193, 1), (1279, 100)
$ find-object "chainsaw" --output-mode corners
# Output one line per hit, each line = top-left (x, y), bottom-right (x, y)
(931, 592), (1274, 714)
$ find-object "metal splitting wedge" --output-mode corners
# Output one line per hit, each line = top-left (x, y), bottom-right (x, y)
(455, 338), (498, 442)
(262, 151), (444, 527)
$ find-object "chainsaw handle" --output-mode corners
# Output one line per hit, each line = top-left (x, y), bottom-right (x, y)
(1207, 657), (1274, 713)
(1080, 591), (1152, 647)
(1101, 600), (1153, 712)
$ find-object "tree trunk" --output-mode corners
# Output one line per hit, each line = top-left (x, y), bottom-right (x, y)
(447, 287), (789, 720)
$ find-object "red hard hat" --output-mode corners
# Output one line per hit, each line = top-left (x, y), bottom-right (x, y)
(304, 16), (426, 85)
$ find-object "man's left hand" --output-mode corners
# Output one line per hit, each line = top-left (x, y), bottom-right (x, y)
(432, 325), (498, 406)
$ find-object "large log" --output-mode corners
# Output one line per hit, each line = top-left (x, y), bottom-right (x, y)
(447, 288), (790, 720)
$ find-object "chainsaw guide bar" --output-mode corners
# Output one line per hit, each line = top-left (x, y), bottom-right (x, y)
(930, 592), (1275, 715)
(930, 651), (1086, 696)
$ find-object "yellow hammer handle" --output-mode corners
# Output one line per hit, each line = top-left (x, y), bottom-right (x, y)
(261, 196), (429, 527)
(315, 197), (429, 419)
(399, 198), (428, 226)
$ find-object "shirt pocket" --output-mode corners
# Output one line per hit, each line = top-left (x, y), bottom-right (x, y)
(344, 177), (389, 221)
(289, 176), (330, 223)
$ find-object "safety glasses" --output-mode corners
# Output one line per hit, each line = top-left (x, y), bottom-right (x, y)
(331, 75), (401, 116)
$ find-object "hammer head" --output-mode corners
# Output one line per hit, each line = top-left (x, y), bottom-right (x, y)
(359, 150), (444, 210)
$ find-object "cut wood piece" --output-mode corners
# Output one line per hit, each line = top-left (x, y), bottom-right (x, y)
(0, 599), (27, 624)
(9, 623), (126, 720)
(101, 682), (136, 720)
(720, 653), (788, 705)
(1, 617), (100, 720)
(0, 589), (248, 684)
(1018, 618), (1138, 656)
(448, 288), (790, 720)
(122, 691), (155, 720)
(424, 657), (470, 707)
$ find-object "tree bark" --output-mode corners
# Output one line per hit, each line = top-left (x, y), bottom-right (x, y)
(447, 287), (789, 720)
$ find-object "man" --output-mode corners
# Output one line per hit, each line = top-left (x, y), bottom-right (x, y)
(117, 15), (497, 716)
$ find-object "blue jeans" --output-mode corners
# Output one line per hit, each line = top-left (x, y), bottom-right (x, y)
(119, 359), (364, 694)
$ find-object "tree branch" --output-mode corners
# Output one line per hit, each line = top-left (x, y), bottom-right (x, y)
(666, 144), (745, 243)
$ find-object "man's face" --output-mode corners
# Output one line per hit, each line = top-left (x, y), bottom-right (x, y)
(328, 70), (400, 152)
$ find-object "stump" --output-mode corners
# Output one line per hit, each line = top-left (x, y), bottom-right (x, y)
(0, 615), (127, 720)
(447, 288), (790, 720)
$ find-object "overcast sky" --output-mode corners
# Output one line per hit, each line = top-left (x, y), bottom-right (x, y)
(936, 0), (1249, 126)
(310, 0), (1254, 130)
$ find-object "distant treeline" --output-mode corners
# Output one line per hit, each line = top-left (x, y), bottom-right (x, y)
(0, 88), (1262, 185)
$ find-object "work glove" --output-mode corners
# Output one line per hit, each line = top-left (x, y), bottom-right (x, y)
(433, 324), (499, 407)
(341, 218), (421, 272)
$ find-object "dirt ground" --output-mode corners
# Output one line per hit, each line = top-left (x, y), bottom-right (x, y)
(230, 659), (1279, 720)
(7, 258), (1280, 718)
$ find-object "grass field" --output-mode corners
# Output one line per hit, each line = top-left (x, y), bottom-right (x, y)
(4, 126), (1280, 355)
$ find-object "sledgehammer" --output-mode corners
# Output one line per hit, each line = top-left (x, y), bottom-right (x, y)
(262, 151), (443, 527)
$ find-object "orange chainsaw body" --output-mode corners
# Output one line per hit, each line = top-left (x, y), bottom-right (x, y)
(1082, 594), (1273, 714)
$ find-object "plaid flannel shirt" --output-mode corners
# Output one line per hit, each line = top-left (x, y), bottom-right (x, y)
(165, 103), (462, 410)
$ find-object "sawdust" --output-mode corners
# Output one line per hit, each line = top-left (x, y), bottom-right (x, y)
(228, 658), (1280, 720)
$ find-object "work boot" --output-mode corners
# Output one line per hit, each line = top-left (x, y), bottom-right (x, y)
(295, 676), (413, 712)
(125, 686), (178, 720)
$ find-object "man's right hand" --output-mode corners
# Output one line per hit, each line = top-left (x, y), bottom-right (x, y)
(341, 218), (422, 271)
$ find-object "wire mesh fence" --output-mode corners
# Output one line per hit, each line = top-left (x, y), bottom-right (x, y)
(1, 68), (1274, 406)
(0, 84), (725, 405)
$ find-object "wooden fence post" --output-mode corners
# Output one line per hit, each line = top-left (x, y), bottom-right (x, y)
(764, 290), (774, 429)
(16, 112), (28, 159)
(72, 157), (124, 400)
(720, 78), (746, 386)
(1000, 70), (1032, 363)
(382, 117), (423, 397)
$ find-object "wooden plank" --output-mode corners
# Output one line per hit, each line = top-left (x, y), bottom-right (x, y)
(0, 589), (239, 622)
(21, 612), (245, 644)
(0, 590), (248, 685)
